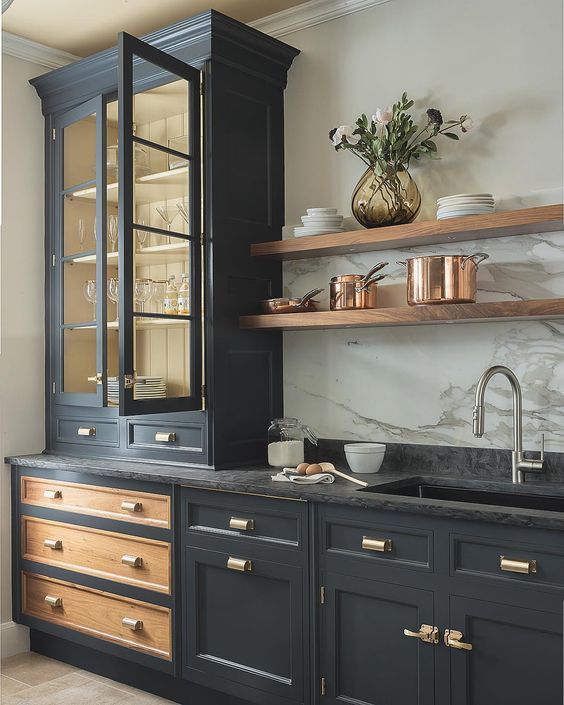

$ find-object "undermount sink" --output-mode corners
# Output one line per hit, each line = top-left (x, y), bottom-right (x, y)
(361, 481), (564, 513)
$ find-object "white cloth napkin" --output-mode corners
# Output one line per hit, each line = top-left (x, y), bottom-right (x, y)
(271, 468), (335, 484)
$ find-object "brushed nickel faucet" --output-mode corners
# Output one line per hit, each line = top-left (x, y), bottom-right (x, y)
(472, 365), (545, 484)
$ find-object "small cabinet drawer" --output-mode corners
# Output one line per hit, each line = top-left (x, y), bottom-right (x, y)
(21, 476), (171, 529)
(22, 516), (171, 593)
(184, 489), (305, 549)
(128, 422), (203, 453)
(56, 418), (119, 447)
(22, 572), (171, 660)
(321, 510), (432, 571)
(452, 533), (564, 590)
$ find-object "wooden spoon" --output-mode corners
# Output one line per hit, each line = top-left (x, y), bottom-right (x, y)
(319, 462), (368, 488)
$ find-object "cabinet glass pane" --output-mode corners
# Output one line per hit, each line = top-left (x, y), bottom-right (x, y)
(133, 77), (190, 153)
(63, 197), (97, 256)
(63, 328), (96, 393)
(106, 98), (120, 398)
(63, 113), (97, 189)
(63, 261), (97, 325)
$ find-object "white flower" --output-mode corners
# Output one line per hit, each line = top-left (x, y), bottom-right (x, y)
(461, 116), (474, 132)
(332, 125), (360, 146)
(372, 107), (393, 125)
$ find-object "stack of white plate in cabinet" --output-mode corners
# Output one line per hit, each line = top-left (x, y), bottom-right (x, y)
(294, 208), (345, 237)
(107, 376), (166, 405)
(436, 193), (495, 220)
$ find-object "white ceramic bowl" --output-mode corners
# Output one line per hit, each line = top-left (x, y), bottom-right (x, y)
(307, 207), (338, 215)
(344, 443), (386, 473)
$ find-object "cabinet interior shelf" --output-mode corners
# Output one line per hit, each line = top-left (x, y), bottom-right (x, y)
(240, 298), (564, 331)
(251, 205), (564, 260)
(71, 241), (189, 265)
(68, 318), (189, 331)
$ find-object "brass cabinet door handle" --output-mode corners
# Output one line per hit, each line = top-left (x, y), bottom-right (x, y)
(362, 536), (392, 552)
(43, 538), (63, 550)
(43, 489), (62, 500)
(87, 373), (103, 385)
(155, 432), (176, 443)
(44, 595), (63, 607)
(403, 624), (439, 644)
(121, 501), (143, 513)
(444, 629), (473, 651)
(77, 427), (96, 437)
(229, 517), (255, 531)
(121, 555), (143, 568)
(122, 617), (143, 631)
(500, 556), (537, 575)
(227, 557), (252, 572)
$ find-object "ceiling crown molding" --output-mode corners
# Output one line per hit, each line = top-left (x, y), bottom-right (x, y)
(2, 31), (80, 69)
(249, 0), (392, 38)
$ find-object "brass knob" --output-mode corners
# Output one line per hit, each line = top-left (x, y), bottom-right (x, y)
(229, 517), (255, 531)
(500, 556), (537, 574)
(444, 629), (473, 651)
(121, 555), (143, 568)
(122, 617), (143, 631)
(362, 536), (392, 552)
(43, 538), (63, 550)
(227, 557), (252, 572)
(87, 373), (103, 385)
(155, 432), (176, 442)
(121, 500), (143, 513)
(43, 489), (62, 500)
(403, 624), (439, 644)
(44, 595), (63, 608)
(77, 427), (96, 437)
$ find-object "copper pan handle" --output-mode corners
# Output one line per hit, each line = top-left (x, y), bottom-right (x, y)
(396, 260), (407, 267)
(363, 262), (389, 281)
(298, 288), (324, 306)
(356, 273), (387, 292)
(461, 252), (489, 269)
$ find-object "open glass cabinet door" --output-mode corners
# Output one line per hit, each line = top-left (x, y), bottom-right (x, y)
(117, 32), (203, 415)
(54, 95), (108, 406)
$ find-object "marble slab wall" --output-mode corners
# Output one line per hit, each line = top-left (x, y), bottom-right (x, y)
(283, 229), (564, 453)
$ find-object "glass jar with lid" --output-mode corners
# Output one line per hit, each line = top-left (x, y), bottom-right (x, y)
(267, 418), (318, 467)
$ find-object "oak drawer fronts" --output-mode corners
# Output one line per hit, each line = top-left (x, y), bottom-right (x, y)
(22, 572), (172, 660)
(22, 516), (171, 594)
(20, 476), (171, 529)
(452, 533), (564, 590)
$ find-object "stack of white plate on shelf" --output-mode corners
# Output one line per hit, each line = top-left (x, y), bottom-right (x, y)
(294, 208), (345, 237)
(436, 193), (495, 220)
(107, 376), (167, 404)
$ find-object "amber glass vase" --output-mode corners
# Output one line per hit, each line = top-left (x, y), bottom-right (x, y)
(351, 165), (421, 228)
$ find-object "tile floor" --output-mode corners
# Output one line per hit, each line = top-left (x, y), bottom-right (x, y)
(1, 652), (176, 704)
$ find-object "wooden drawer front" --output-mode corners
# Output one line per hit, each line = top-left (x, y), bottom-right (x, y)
(186, 492), (303, 548)
(129, 422), (203, 452)
(22, 516), (171, 594)
(452, 534), (564, 590)
(21, 476), (171, 529)
(56, 418), (119, 447)
(323, 516), (432, 570)
(22, 572), (172, 660)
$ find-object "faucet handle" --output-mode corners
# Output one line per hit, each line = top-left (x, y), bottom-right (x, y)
(539, 432), (545, 462)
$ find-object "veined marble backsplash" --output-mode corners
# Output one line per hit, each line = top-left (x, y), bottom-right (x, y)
(283, 229), (564, 453)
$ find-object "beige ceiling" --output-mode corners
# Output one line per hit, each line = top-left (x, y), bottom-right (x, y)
(3, 0), (309, 57)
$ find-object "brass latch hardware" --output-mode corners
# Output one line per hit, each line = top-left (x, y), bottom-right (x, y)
(122, 617), (143, 631)
(444, 629), (473, 651)
(229, 517), (255, 531)
(362, 536), (393, 553)
(121, 555), (143, 568)
(227, 557), (252, 572)
(121, 500), (143, 513)
(155, 432), (176, 443)
(87, 373), (103, 385)
(320, 676), (326, 696)
(500, 556), (537, 575)
(77, 427), (96, 437)
(43, 539), (63, 550)
(124, 374), (147, 390)
(44, 595), (63, 608)
(43, 489), (62, 500)
(403, 624), (439, 644)
(320, 586), (326, 605)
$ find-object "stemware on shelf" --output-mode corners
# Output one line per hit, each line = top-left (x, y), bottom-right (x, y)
(107, 277), (119, 322)
(78, 217), (86, 250)
(134, 278), (154, 314)
(152, 279), (168, 314)
(136, 218), (148, 249)
(108, 214), (119, 253)
(156, 206), (178, 244)
(83, 280), (97, 321)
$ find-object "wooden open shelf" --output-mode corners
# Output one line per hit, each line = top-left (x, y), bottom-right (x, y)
(240, 298), (564, 331)
(251, 205), (564, 260)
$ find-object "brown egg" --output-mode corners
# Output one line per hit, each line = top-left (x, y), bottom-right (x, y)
(305, 463), (322, 476)
(296, 463), (309, 475)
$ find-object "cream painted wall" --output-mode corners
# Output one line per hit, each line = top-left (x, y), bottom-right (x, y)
(1, 54), (45, 631)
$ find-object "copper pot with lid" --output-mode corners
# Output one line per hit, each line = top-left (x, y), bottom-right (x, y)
(330, 262), (389, 311)
(397, 253), (489, 306)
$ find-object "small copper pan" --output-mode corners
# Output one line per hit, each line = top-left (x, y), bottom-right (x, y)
(330, 262), (389, 311)
(261, 288), (324, 314)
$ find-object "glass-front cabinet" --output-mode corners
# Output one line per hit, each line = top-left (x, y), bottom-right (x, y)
(55, 33), (202, 417)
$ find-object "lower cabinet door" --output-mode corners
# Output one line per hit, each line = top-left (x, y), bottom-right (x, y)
(183, 546), (305, 702)
(320, 572), (435, 705)
(449, 595), (562, 705)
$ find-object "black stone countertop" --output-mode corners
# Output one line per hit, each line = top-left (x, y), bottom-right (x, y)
(7, 452), (564, 531)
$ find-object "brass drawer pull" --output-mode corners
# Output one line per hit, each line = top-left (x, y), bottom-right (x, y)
(155, 431), (176, 443)
(444, 629), (473, 651)
(403, 624), (439, 644)
(229, 517), (255, 531)
(227, 557), (252, 572)
(362, 536), (393, 553)
(44, 595), (63, 608)
(43, 489), (62, 500)
(121, 554), (143, 568)
(121, 500), (143, 513)
(122, 617), (143, 631)
(43, 538), (63, 550)
(500, 556), (537, 575)
(77, 427), (96, 437)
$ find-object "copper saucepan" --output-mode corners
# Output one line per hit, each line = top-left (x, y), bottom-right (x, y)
(330, 262), (389, 311)
(261, 288), (324, 314)
(397, 253), (489, 306)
